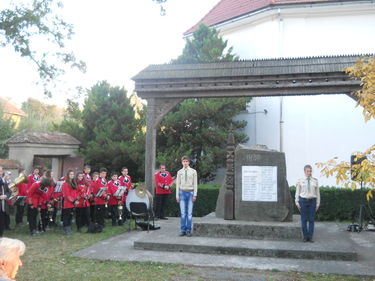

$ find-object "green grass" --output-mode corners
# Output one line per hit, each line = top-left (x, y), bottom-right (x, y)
(3, 217), (373, 281)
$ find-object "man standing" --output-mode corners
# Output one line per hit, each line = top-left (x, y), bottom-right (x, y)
(154, 164), (174, 220)
(176, 156), (197, 237)
(295, 165), (320, 242)
(0, 238), (25, 281)
(0, 167), (11, 238)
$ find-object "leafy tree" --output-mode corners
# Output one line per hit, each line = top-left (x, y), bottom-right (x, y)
(0, 0), (85, 96)
(19, 98), (64, 131)
(56, 81), (145, 180)
(157, 24), (250, 182)
(317, 57), (375, 199)
(0, 106), (16, 158)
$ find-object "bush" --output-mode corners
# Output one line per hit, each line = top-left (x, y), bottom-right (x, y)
(162, 185), (375, 222)
(163, 184), (220, 217)
(290, 186), (375, 221)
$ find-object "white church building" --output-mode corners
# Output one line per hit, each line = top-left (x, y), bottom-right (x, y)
(184, 0), (375, 186)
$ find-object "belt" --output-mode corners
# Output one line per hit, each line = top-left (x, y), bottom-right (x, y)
(299, 196), (316, 201)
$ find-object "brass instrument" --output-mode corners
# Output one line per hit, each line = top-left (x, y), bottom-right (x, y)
(8, 173), (27, 202)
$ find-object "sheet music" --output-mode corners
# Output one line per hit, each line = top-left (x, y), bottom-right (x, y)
(113, 186), (125, 197)
(95, 187), (107, 197)
(54, 181), (64, 193)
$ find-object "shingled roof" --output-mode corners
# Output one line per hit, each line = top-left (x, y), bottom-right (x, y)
(133, 54), (363, 80)
(7, 130), (81, 145)
(0, 159), (22, 169)
(184, 0), (358, 35)
(0, 97), (26, 116)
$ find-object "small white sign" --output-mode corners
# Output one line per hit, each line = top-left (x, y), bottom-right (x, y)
(242, 166), (277, 202)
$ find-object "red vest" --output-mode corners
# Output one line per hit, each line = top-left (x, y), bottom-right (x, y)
(154, 171), (173, 195)
(108, 180), (124, 205)
(77, 181), (90, 208)
(92, 177), (108, 205)
(62, 182), (80, 209)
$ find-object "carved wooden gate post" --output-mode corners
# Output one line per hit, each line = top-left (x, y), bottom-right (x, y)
(144, 97), (183, 193)
(224, 131), (235, 220)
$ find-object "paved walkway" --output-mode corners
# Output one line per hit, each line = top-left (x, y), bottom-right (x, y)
(74, 217), (375, 277)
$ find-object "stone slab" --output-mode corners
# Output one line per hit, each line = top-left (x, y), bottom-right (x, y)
(234, 145), (293, 222)
(194, 213), (301, 241)
(74, 217), (375, 277)
(134, 237), (357, 261)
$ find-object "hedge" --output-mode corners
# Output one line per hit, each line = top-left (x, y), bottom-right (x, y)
(162, 185), (375, 222)
(290, 186), (375, 222)
(162, 184), (220, 217)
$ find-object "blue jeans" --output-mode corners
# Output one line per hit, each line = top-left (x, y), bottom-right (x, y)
(179, 191), (194, 233)
(299, 197), (316, 239)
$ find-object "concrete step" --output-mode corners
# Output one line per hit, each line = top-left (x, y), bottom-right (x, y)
(134, 236), (358, 261)
(193, 214), (302, 241)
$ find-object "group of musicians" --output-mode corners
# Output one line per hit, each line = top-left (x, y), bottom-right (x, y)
(1, 162), (175, 237)
(0, 165), (135, 236)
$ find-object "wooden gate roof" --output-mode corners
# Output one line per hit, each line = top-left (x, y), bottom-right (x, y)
(133, 54), (370, 99)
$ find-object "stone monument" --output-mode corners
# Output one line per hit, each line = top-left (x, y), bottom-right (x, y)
(216, 142), (293, 222)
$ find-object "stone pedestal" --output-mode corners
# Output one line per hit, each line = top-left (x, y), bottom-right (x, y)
(216, 144), (293, 222)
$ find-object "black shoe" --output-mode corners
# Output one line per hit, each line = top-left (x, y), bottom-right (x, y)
(186, 232), (192, 237)
(308, 238), (314, 243)
(303, 237), (308, 242)
(179, 232), (186, 237)
(160, 217), (168, 220)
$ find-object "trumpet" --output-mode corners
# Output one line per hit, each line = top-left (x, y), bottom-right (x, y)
(8, 173), (27, 202)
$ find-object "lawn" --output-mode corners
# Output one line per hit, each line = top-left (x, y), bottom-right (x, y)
(3, 218), (373, 281)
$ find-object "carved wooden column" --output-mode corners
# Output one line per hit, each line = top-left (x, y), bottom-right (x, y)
(224, 131), (235, 220)
(144, 97), (184, 193)
(145, 98), (157, 193)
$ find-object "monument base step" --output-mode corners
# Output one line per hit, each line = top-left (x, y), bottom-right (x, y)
(193, 213), (302, 241)
(134, 236), (357, 261)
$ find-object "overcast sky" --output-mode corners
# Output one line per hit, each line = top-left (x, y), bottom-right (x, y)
(0, 0), (219, 107)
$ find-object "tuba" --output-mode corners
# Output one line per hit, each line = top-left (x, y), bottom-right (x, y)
(8, 173), (27, 202)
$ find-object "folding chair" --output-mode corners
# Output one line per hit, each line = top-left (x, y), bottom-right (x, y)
(129, 202), (155, 232)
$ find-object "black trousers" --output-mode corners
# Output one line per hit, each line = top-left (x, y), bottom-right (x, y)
(15, 200), (25, 224)
(109, 205), (119, 224)
(40, 209), (50, 231)
(0, 210), (6, 237)
(94, 205), (105, 227)
(28, 207), (38, 233)
(51, 207), (58, 225)
(76, 207), (91, 229)
(155, 194), (169, 218)
(5, 213), (10, 229)
(90, 204), (95, 222)
(62, 208), (74, 227)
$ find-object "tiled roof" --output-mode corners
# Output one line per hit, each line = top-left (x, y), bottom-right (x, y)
(184, 0), (356, 35)
(0, 159), (22, 169)
(0, 97), (26, 116)
(7, 130), (81, 145)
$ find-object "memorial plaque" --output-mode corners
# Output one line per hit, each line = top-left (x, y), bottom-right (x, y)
(241, 166), (277, 202)
(216, 144), (293, 221)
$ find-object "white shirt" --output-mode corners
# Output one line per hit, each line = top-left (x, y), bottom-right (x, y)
(295, 177), (320, 206)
